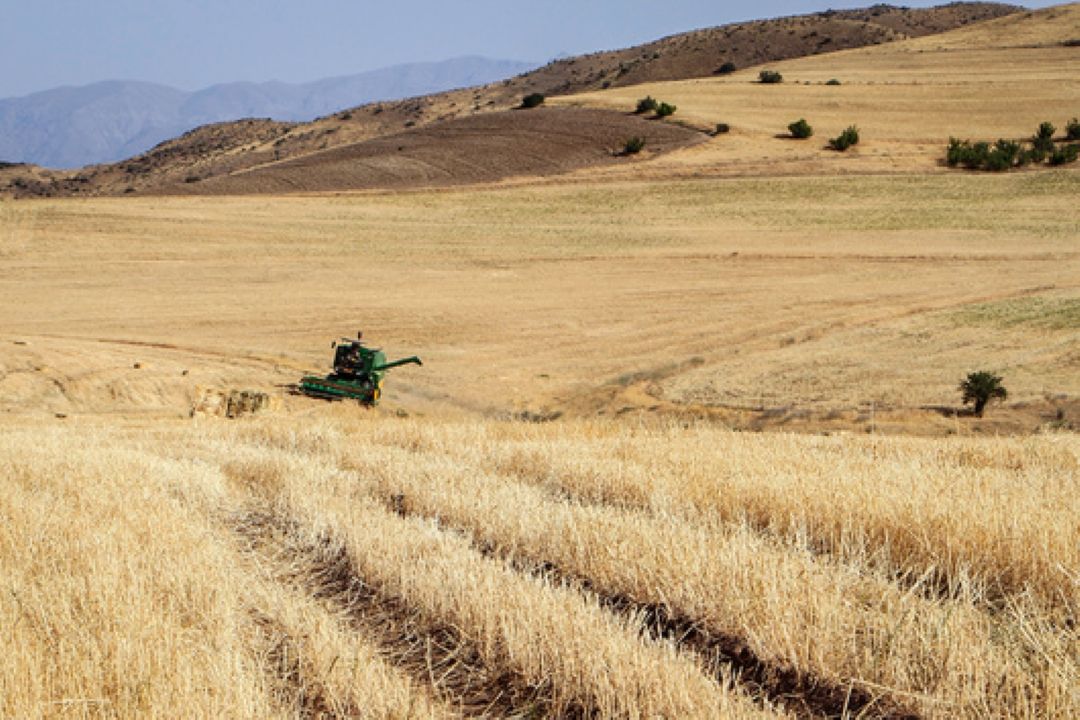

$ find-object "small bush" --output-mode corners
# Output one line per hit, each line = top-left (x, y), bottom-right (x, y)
(983, 141), (1019, 172)
(622, 136), (646, 155)
(717, 61), (737, 75)
(959, 371), (1007, 417)
(656, 102), (677, 118)
(1066, 118), (1080, 141)
(1032, 121), (1056, 153)
(826, 78), (842, 86)
(758, 70), (784, 84)
(828, 126), (860, 152)
(635, 96), (658, 114)
(946, 137), (967, 167)
(521, 93), (545, 109)
(1049, 144), (1080, 166)
(714, 123), (731, 135)
(965, 141), (991, 169)
(788, 118), (814, 139)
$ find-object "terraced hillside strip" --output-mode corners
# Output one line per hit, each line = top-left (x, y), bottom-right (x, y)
(555, 4), (1080, 181)
(163, 107), (706, 195)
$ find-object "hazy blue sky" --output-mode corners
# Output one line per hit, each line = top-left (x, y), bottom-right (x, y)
(1, 1), (1054, 97)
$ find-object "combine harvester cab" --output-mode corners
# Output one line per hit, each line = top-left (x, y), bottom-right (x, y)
(300, 335), (421, 405)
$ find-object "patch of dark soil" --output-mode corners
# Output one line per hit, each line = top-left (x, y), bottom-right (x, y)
(165, 107), (705, 195)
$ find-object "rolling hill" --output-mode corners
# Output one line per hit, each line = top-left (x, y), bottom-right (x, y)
(0, 2), (1022, 198)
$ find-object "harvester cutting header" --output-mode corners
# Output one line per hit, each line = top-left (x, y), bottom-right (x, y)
(299, 332), (421, 405)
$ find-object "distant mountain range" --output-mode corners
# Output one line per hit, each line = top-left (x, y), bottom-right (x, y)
(0, 56), (537, 169)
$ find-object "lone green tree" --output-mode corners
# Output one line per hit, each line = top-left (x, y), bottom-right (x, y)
(959, 371), (1008, 417)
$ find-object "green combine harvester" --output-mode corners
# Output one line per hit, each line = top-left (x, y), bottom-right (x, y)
(299, 333), (421, 405)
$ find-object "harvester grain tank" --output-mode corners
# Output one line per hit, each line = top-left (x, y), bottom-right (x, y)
(299, 334), (421, 405)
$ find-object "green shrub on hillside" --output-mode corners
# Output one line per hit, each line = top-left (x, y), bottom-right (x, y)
(959, 371), (1007, 417)
(1032, 121), (1056, 153)
(714, 123), (731, 135)
(656, 102), (677, 118)
(828, 126), (860, 152)
(947, 120), (1080, 171)
(758, 70), (783, 84)
(1066, 117), (1080, 141)
(717, 62), (737, 75)
(826, 78), (842, 86)
(622, 136), (647, 155)
(521, 93), (545, 109)
(788, 118), (813, 139)
(1049, 144), (1080, 166)
(635, 96), (658, 114)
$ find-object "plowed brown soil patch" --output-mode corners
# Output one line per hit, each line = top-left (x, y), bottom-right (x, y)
(168, 107), (704, 195)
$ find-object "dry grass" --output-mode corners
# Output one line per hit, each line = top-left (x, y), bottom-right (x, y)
(365, 422), (1079, 614)
(1, 170), (1077, 428)
(0, 427), (451, 719)
(2, 416), (1075, 718)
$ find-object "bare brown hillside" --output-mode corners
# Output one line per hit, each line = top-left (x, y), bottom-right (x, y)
(0, 2), (1021, 198)
(164, 107), (705, 195)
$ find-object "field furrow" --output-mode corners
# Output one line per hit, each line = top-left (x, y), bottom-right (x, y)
(217, 441), (773, 719)
(326, 438), (1074, 719)
(234, 508), (552, 718)
(370, 421), (1080, 617)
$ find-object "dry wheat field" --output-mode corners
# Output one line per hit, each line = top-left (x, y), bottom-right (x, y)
(1, 414), (1077, 718)
(3, 6), (1080, 718)
(1, 168), (1079, 720)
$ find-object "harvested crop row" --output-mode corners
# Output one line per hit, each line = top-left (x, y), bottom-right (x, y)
(221, 445), (774, 720)
(0, 428), (452, 720)
(369, 420), (1080, 616)
(166, 418), (1080, 717)
(337, 440), (1077, 720)
(235, 524), (455, 719)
